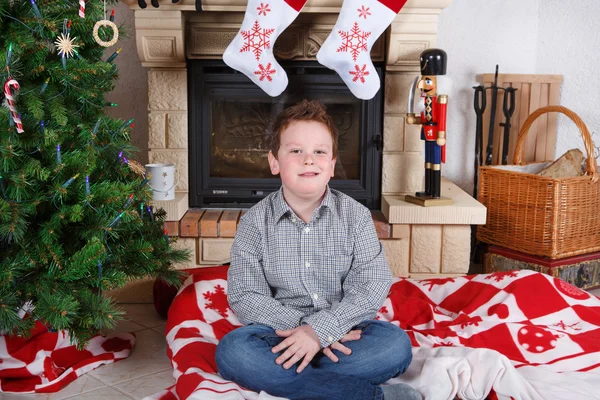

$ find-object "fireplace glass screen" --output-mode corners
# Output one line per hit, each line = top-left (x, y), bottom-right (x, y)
(210, 100), (360, 180)
(189, 60), (383, 208)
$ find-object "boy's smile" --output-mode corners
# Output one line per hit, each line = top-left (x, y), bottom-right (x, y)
(268, 120), (336, 203)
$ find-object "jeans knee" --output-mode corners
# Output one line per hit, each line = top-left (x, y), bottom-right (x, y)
(391, 327), (412, 351)
(216, 330), (299, 393)
(389, 328), (413, 373)
(216, 325), (292, 386)
(215, 336), (235, 379)
(367, 321), (413, 372)
(215, 326), (260, 379)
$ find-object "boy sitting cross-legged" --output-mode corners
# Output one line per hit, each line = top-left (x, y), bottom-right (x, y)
(216, 100), (419, 400)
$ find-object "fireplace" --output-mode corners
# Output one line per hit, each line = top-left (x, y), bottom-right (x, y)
(188, 60), (383, 208)
(121, 0), (454, 221)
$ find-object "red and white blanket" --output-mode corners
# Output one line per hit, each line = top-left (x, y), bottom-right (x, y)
(0, 320), (135, 393)
(149, 267), (600, 400)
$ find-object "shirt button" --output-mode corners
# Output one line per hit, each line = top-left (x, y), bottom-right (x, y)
(305, 261), (310, 268)
(328, 336), (334, 342)
(291, 217), (297, 223)
(312, 293), (318, 300)
(304, 227), (310, 233)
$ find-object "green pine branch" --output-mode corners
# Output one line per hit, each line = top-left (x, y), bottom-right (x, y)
(0, 0), (190, 346)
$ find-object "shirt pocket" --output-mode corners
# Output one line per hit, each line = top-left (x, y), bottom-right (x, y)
(319, 238), (353, 286)
(263, 238), (301, 291)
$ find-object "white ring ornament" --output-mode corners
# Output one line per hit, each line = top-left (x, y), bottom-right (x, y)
(93, 20), (119, 47)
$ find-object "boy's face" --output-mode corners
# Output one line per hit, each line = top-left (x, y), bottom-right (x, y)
(268, 120), (336, 200)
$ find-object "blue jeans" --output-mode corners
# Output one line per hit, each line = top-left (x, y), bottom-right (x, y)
(215, 320), (413, 400)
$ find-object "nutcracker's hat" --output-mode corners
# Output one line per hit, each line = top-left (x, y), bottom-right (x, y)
(420, 48), (447, 76)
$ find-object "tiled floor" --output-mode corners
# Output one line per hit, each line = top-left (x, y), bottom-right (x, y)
(4, 288), (600, 400)
(1, 304), (173, 400)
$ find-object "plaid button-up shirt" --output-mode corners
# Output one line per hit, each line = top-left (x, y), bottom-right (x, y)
(228, 187), (392, 348)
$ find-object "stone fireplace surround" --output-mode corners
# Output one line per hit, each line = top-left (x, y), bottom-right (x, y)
(118, 0), (486, 292)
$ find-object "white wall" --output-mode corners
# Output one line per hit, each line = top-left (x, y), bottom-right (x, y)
(536, 0), (600, 164)
(438, 0), (600, 194)
(436, 0), (540, 193)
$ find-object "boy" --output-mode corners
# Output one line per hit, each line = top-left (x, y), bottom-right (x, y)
(216, 100), (419, 400)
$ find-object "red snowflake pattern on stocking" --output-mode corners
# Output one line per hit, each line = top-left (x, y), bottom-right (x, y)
(485, 270), (519, 282)
(357, 5), (371, 19)
(203, 285), (229, 318)
(257, 3), (271, 16)
(255, 63), (276, 82)
(240, 20), (275, 61)
(337, 22), (371, 62)
(349, 64), (370, 83)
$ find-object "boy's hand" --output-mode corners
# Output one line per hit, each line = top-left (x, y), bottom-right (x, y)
(322, 329), (361, 363)
(273, 325), (320, 373)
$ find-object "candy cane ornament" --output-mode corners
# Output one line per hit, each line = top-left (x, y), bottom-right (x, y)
(4, 78), (24, 133)
(79, 0), (85, 18)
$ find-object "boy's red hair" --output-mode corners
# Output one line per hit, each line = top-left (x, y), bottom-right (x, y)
(270, 100), (339, 159)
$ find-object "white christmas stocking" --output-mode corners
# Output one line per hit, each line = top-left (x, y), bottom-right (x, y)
(223, 0), (308, 97)
(317, 0), (408, 100)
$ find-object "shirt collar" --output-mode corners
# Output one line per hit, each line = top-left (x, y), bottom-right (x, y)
(272, 186), (335, 222)
(273, 187), (291, 221)
(320, 186), (335, 213)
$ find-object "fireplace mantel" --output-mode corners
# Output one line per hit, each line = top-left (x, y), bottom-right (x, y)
(121, 0), (452, 71)
(117, 0), (455, 219)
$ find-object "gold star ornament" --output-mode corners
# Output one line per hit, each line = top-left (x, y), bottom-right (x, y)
(54, 33), (79, 58)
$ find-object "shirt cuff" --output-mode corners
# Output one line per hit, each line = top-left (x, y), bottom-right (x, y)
(301, 311), (344, 348)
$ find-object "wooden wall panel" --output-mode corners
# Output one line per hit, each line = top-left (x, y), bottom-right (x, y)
(478, 74), (563, 165)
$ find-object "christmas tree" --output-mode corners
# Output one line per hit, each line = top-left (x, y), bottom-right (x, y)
(0, 0), (188, 346)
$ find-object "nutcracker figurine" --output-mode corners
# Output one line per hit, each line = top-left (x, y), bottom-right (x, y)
(405, 48), (453, 206)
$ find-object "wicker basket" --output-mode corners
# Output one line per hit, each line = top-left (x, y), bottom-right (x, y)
(477, 105), (600, 259)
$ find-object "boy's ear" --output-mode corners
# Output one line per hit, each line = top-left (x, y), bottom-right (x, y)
(268, 151), (280, 175)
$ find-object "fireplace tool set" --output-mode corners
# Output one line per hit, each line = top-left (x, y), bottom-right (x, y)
(472, 65), (517, 199)
(471, 65), (517, 268)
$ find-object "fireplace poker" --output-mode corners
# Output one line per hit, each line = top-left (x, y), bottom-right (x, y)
(484, 65), (505, 166)
(473, 85), (486, 198)
(470, 85), (487, 267)
(499, 87), (517, 165)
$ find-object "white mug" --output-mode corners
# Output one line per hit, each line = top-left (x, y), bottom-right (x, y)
(145, 163), (176, 201)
